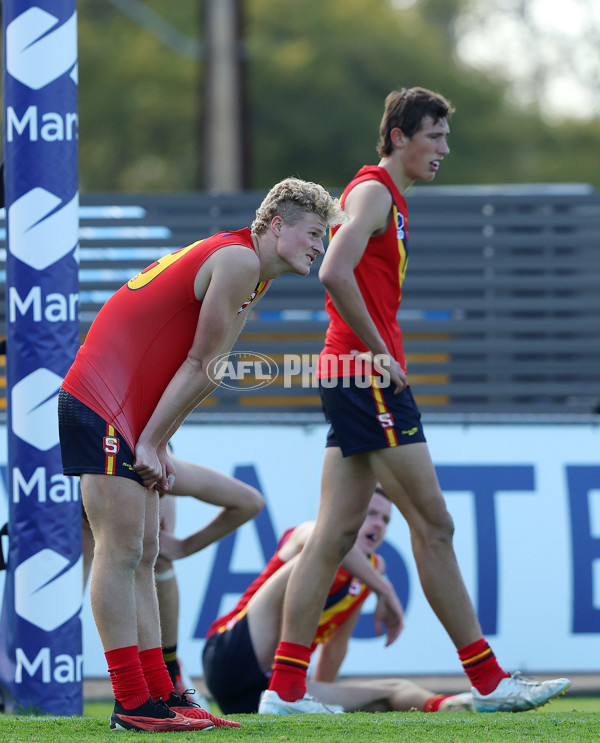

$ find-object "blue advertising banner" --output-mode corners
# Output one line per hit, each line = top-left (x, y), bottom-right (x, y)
(0, 1), (82, 714)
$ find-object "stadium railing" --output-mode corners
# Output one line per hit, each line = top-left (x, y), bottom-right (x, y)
(1, 183), (599, 422)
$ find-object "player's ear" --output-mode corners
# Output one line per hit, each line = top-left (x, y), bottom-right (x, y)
(270, 215), (285, 236)
(390, 127), (406, 148)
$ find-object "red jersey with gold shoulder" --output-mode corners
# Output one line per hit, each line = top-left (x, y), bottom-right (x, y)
(63, 228), (268, 450)
(318, 165), (408, 378)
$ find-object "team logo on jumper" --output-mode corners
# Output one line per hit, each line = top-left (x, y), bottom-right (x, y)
(396, 212), (405, 241)
(208, 351), (279, 390)
(238, 292), (257, 313)
(15, 549), (82, 631)
(6, 7), (77, 90)
(103, 436), (120, 455)
(11, 368), (62, 451)
(348, 579), (362, 596)
(8, 188), (79, 270)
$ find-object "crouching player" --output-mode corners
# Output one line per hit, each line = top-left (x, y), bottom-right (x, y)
(59, 178), (346, 732)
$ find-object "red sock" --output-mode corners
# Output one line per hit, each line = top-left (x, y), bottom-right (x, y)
(268, 641), (311, 702)
(105, 645), (150, 710)
(458, 638), (509, 695)
(139, 647), (175, 702)
(424, 694), (454, 712)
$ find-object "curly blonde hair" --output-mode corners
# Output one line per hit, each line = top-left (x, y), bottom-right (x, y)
(251, 177), (347, 235)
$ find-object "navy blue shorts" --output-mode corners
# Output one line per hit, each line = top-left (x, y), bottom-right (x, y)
(58, 388), (144, 486)
(319, 378), (426, 457)
(202, 614), (268, 714)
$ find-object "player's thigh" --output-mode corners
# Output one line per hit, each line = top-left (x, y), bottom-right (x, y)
(81, 472), (148, 546)
(156, 494), (175, 574)
(81, 514), (95, 585)
(140, 488), (161, 562)
(315, 446), (377, 539)
(159, 493), (176, 533)
(367, 442), (451, 530)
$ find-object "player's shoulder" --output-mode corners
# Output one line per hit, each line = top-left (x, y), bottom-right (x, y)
(194, 241), (260, 301)
(290, 520), (316, 543)
(348, 176), (391, 199)
(209, 242), (260, 283)
(283, 521), (315, 550)
(214, 240), (259, 263)
(345, 178), (393, 216)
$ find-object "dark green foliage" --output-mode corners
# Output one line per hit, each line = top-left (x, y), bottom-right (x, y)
(75, 0), (600, 191)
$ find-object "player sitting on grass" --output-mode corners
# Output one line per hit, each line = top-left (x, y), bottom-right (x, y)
(202, 486), (473, 714)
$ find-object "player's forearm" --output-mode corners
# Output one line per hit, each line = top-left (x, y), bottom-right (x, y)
(180, 506), (255, 558)
(138, 358), (218, 449)
(342, 545), (390, 596)
(311, 645), (346, 683)
(322, 277), (389, 357)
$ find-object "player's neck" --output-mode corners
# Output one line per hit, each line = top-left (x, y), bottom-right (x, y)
(252, 233), (287, 281)
(378, 156), (414, 194)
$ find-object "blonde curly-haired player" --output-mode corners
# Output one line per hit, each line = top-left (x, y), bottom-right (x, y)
(59, 178), (345, 732)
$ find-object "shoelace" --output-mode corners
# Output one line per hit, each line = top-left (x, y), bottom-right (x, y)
(174, 690), (233, 726)
(510, 671), (536, 683)
(175, 690), (200, 708)
(153, 699), (177, 718)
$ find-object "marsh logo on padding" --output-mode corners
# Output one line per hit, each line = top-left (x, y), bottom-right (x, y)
(15, 549), (82, 632)
(11, 368), (62, 451)
(9, 188), (78, 270)
(6, 7), (77, 90)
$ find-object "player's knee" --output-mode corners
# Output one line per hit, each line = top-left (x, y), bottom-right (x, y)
(411, 505), (455, 548)
(389, 679), (423, 711)
(338, 526), (362, 561)
(139, 532), (160, 568)
(101, 533), (145, 572)
(245, 485), (265, 517)
(424, 508), (455, 545)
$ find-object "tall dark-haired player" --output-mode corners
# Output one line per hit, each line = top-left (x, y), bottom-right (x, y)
(261, 89), (570, 715)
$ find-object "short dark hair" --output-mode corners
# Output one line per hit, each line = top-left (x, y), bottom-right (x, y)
(373, 484), (390, 500)
(376, 87), (454, 157)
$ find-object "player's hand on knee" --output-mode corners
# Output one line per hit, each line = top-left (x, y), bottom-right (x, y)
(133, 441), (163, 490)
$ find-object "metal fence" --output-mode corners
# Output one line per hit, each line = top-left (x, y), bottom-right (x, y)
(2, 184), (599, 420)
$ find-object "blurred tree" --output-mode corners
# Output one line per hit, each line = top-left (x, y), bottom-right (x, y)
(78, 1), (200, 191)
(75, 0), (600, 191)
(455, 0), (600, 120)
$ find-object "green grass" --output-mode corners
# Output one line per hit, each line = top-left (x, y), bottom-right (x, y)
(0, 697), (598, 742)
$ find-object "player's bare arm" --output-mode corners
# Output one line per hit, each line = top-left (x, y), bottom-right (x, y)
(158, 458), (264, 560)
(319, 181), (407, 392)
(342, 549), (404, 645)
